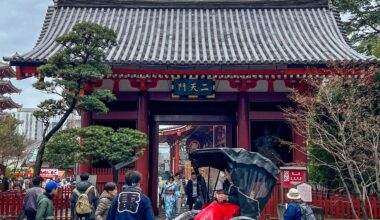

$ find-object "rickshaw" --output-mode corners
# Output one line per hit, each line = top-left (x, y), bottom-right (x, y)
(176, 148), (280, 220)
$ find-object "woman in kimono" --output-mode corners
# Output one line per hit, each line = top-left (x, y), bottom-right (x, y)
(161, 176), (180, 220)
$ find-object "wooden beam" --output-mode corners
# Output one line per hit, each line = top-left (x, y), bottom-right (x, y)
(92, 111), (138, 120)
(149, 92), (237, 102)
(153, 115), (235, 123)
(13, 65), (370, 80)
(249, 111), (284, 121)
(248, 93), (289, 102)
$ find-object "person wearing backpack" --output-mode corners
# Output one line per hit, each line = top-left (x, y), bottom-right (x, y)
(284, 188), (302, 220)
(284, 188), (315, 220)
(106, 171), (155, 220)
(35, 181), (60, 220)
(70, 173), (99, 220)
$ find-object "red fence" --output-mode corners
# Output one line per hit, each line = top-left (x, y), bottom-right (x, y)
(93, 167), (134, 192)
(261, 184), (380, 219)
(1, 184), (380, 219)
(0, 186), (72, 220)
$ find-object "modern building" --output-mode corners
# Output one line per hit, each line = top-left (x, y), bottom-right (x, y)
(4, 0), (377, 214)
(13, 108), (81, 165)
(0, 63), (21, 114)
(13, 108), (81, 142)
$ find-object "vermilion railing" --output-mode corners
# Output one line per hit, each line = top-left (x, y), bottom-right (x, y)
(262, 184), (380, 219)
(0, 186), (72, 220)
(1, 183), (380, 219)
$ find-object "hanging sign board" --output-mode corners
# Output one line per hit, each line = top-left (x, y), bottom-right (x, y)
(13, 167), (34, 177)
(280, 167), (307, 187)
(40, 168), (59, 178)
(172, 79), (215, 98)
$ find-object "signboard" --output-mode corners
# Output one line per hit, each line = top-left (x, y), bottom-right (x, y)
(13, 167), (34, 177)
(297, 182), (312, 202)
(172, 79), (215, 98)
(40, 168), (59, 178)
(280, 167), (307, 187)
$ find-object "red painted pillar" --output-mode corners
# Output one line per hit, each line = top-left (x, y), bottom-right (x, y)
(174, 140), (180, 175)
(170, 144), (174, 174)
(135, 92), (149, 194)
(78, 111), (92, 174)
(237, 92), (250, 150)
(293, 131), (307, 166)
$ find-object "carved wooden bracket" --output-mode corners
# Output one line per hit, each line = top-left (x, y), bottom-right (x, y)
(130, 79), (159, 91)
(228, 79), (257, 92)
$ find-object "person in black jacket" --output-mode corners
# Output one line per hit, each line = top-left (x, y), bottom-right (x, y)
(106, 171), (155, 220)
(185, 172), (199, 210)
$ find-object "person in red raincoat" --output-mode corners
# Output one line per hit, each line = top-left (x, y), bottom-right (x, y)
(195, 170), (240, 220)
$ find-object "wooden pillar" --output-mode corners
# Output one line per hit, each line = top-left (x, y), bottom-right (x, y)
(170, 144), (174, 174)
(78, 111), (92, 174)
(293, 131), (307, 166)
(135, 92), (149, 194)
(174, 140), (180, 175)
(237, 92), (250, 150)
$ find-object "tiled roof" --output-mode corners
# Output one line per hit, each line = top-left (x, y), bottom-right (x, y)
(0, 95), (22, 110)
(0, 80), (22, 94)
(0, 62), (16, 78)
(5, 2), (377, 66)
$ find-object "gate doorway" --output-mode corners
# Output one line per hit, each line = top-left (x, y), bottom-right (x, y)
(150, 115), (235, 213)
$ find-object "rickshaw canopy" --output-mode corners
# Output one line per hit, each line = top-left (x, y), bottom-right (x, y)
(189, 148), (280, 219)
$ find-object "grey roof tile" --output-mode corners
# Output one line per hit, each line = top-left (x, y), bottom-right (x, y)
(5, 5), (377, 65)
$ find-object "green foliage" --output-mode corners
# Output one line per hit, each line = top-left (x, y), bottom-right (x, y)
(34, 22), (117, 123)
(334, 0), (380, 56)
(44, 129), (83, 170)
(308, 148), (344, 190)
(33, 99), (67, 125)
(79, 126), (148, 166)
(0, 116), (25, 165)
(31, 22), (118, 176)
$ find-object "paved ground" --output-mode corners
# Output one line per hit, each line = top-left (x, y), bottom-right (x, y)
(156, 205), (189, 220)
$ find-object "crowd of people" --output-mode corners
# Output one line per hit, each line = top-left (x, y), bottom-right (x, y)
(1, 170), (316, 220)
(19, 171), (154, 220)
(158, 170), (240, 220)
(0, 175), (33, 192)
(0, 174), (74, 193)
(160, 172), (201, 220)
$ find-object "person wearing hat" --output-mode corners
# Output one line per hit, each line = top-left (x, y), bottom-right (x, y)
(284, 188), (302, 220)
(35, 181), (61, 220)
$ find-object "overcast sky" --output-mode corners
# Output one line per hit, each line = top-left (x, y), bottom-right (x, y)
(0, 0), (53, 108)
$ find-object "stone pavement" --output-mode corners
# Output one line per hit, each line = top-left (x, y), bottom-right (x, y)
(156, 205), (190, 220)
